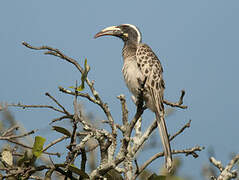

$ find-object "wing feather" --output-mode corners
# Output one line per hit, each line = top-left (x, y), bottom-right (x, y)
(136, 43), (172, 171)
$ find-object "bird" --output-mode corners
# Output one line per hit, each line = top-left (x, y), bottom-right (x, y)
(94, 24), (172, 171)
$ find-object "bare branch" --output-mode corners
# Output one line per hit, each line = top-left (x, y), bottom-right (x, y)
(169, 120), (192, 141)
(50, 115), (73, 124)
(7, 139), (60, 157)
(8, 103), (65, 114)
(22, 41), (84, 74)
(58, 86), (100, 105)
(0, 129), (37, 140)
(210, 157), (224, 172)
(43, 135), (69, 152)
(45, 92), (71, 116)
(18, 42), (199, 180)
(117, 94), (128, 126)
(164, 90), (187, 109)
(210, 154), (239, 180)
(22, 42), (116, 135)
(2, 125), (19, 136)
(132, 119), (158, 153)
(134, 159), (139, 174)
(133, 146), (204, 179)
(132, 118), (192, 155)
(22, 44), (119, 172)
(69, 93), (79, 151)
(80, 147), (87, 172)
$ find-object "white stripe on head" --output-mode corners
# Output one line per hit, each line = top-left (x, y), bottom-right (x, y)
(122, 24), (142, 43)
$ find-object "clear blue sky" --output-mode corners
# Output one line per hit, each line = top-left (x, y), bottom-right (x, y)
(1, 1), (239, 179)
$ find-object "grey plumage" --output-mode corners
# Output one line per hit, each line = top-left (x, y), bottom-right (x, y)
(95, 24), (172, 171)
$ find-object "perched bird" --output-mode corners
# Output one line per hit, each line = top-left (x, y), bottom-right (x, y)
(94, 24), (172, 171)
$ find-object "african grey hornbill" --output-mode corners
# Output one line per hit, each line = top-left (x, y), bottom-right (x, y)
(94, 24), (172, 171)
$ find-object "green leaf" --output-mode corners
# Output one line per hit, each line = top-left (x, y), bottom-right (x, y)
(52, 126), (71, 137)
(32, 136), (46, 158)
(69, 58), (90, 91)
(148, 174), (166, 180)
(68, 164), (89, 178)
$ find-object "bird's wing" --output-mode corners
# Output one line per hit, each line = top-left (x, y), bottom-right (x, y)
(136, 43), (172, 171)
(136, 43), (164, 103)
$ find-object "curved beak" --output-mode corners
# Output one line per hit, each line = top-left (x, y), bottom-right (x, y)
(94, 26), (122, 38)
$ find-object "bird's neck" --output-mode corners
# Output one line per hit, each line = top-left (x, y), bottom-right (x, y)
(122, 41), (138, 60)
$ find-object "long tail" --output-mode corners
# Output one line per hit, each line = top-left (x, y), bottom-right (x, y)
(155, 112), (172, 172)
(148, 84), (173, 171)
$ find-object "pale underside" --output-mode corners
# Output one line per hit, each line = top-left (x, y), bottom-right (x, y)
(122, 43), (165, 113)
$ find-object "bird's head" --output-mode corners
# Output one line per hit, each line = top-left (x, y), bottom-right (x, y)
(94, 24), (142, 44)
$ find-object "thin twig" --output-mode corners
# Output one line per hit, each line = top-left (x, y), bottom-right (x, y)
(69, 98), (78, 151)
(0, 130), (37, 140)
(2, 125), (19, 136)
(22, 41), (84, 73)
(64, 90), (80, 172)
(134, 119), (192, 158)
(50, 115), (73, 124)
(169, 120), (192, 141)
(43, 135), (69, 152)
(163, 90), (187, 109)
(133, 146), (204, 179)
(134, 159), (139, 174)
(59, 86), (100, 105)
(45, 92), (71, 116)
(7, 139), (60, 157)
(8, 103), (65, 114)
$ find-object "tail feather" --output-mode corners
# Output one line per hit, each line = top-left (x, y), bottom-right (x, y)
(149, 87), (173, 172)
(156, 111), (173, 172)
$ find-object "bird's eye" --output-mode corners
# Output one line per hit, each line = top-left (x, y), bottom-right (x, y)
(123, 33), (128, 38)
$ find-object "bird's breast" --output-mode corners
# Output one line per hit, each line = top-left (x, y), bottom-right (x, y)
(122, 58), (144, 97)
